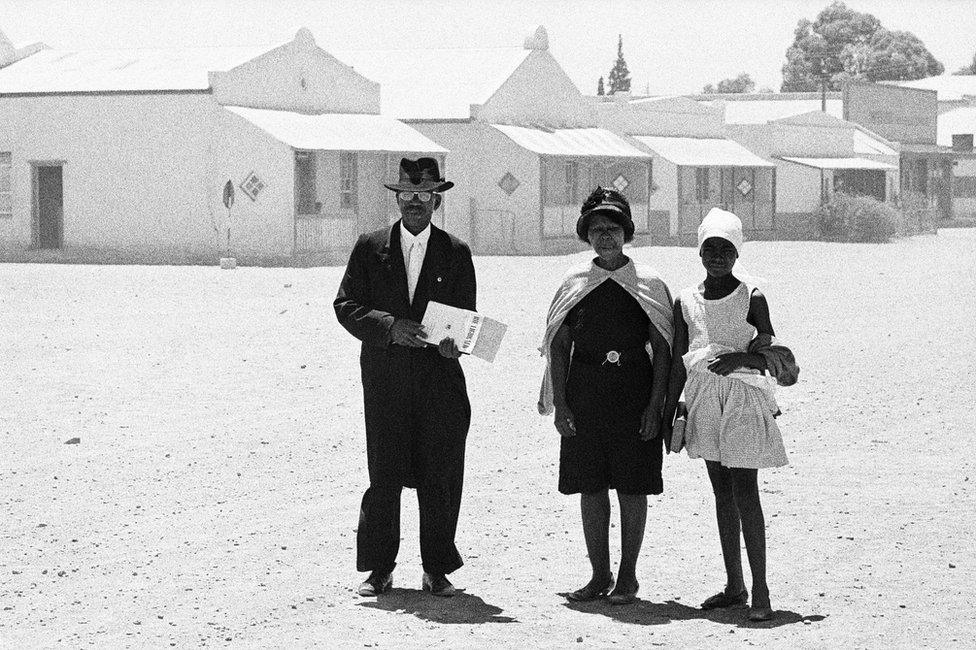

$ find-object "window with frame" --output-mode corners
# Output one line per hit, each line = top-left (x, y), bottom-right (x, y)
(0, 152), (11, 218)
(339, 152), (357, 210)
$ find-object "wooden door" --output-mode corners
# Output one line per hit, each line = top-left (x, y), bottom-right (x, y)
(35, 165), (63, 249)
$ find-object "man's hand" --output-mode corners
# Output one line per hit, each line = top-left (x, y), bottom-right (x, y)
(554, 407), (576, 437)
(389, 318), (427, 347)
(437, 337), (462, 359)
(707, 352), (748, 376)
(639, 403), (661, 441)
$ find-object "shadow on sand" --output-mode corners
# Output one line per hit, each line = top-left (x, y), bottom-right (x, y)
(359, 588), (518, 624)
(561, 596), (826, 629)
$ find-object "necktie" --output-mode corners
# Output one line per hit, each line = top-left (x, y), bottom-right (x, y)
(407, 240), (423, 303)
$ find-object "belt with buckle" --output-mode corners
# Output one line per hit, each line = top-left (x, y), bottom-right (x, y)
(572, 345), (647, 367)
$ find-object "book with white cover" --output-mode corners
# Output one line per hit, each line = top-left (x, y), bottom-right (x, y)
(421, 301), (507, 362)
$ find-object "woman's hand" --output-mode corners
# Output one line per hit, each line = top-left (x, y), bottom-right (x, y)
(639, 403), (661, 441)
(707, 352), (749, 376)
(554, 407), (576, 437)
(437, 337), (461, 359)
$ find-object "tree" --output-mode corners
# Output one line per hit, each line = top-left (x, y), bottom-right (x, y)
(954, 51), (976, 75)
(703, 73), (756, 94)
(781, 1), (944, 91)
(597, 76), (605, 96)
(607, 35), (631, 94)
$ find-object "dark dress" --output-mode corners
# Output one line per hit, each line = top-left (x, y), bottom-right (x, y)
(559, 279), (663, 495)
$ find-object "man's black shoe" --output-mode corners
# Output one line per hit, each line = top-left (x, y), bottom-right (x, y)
(357, 571), (393, 597)
(421, 572), (456, 597)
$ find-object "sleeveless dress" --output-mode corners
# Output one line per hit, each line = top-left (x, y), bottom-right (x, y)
(680, 282), (788, 469)
(559, 279), (663, 495)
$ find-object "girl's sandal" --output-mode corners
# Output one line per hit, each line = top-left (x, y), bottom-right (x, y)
(701, 588), (749, 609)
(566, 575), (615, 602)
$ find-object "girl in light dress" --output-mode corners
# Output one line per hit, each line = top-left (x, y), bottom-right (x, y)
(662, 208), (798, 622)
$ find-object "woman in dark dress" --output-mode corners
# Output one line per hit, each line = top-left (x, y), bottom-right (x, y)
(539, 188), (673, 605)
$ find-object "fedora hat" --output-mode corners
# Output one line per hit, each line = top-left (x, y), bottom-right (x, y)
(383, 157), (454, 193)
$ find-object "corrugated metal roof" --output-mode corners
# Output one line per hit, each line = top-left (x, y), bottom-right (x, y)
(225, 107), (447, 153)
(780, 157), (896, 170)
(853, 129), (898, 156)
(0, 46), (266, 93)
(888, 76), (976, 102)
(0, 43), (532, 118)
(707, 99), (844, 124)
(937, 106), (976, 147)
(491, 125), (650, 158)
(333, 47), (531, 120)
(632, 136), (773, 167)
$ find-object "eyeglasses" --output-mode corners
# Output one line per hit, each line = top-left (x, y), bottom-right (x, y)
(397, 191), (435, 202)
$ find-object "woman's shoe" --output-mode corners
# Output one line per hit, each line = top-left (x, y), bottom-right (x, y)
(701, 588), (749, 609)
(748, 606), (774, 622)
(566, 575), (614, 602)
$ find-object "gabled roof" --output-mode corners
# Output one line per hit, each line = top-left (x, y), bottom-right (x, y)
(853, 129), (898, 156)
(332, 47), (531, 120)
(887, 76), (976, 102)
(0, 45), (268, 93)
(705, 98), (844, 124)
(772, 110), (850, 127)
(937, 106), (976, 147)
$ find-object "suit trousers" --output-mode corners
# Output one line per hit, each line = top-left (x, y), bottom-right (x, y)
(356, 345), (470, 575)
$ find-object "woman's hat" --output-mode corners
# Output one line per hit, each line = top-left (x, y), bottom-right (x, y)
(697, 207), (743, 254)
(383, 157), (454, 193)
(576, 187), (634, 241)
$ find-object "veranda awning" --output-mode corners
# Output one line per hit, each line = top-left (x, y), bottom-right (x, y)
(632, 136), (774, 167)
(779, 157), (896, 170)
(491, 125), (651, 158)
(225, 106), (447, 153)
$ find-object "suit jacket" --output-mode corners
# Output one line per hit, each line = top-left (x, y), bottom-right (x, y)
(334, 220), (477, 357)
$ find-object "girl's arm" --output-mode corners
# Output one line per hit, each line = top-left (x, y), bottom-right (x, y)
(550, 324), (576, 437)
(639, 322), (672, 440)
(661, 297), (689, 437)
(708, 288), (775, 375)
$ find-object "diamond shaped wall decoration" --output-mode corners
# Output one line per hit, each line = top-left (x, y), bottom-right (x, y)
(613, 174), (630, 193)
(240, 171), (266, 201)
(737, 179), (753, 196)
(498, 172), (520, 196)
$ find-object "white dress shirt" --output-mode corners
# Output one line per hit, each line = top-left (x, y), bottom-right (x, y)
(400, 222), (431, 304)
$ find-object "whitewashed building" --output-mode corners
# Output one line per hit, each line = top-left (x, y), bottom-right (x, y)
(335, 27), (654, 255)
(0, 28), (446, 263)
(594, 95), (776, 243)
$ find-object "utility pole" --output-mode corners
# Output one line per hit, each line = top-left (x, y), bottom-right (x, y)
(818, 56), (829, 112)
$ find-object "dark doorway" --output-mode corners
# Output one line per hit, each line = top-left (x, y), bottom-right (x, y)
(34, 165), (63, 249)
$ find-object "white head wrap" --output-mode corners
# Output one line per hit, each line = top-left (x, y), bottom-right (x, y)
(697, 207), (743, 255)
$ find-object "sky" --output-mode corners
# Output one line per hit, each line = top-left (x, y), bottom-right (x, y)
(2, 0), (975, 95)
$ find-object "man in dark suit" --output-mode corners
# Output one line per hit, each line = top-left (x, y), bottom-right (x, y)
(334, 157), (476, 598)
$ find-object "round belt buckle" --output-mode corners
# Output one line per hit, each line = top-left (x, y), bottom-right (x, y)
(603, 350), (621, 366)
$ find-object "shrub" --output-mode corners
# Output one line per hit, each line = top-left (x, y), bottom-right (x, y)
(817, 192), (899, 242)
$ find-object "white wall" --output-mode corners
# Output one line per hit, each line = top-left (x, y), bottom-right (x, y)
(0, 93), (301, 260)
(411, 121), (543, 254)
(775, 162), (822, 213)
(211, 32), (379, 115)
(0, 93), (221, 257)
(211, 109), (295, 256)
(476, 50), (594, 129)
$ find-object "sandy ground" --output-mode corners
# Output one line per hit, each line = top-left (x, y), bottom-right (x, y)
(1, 229), (974, 649)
